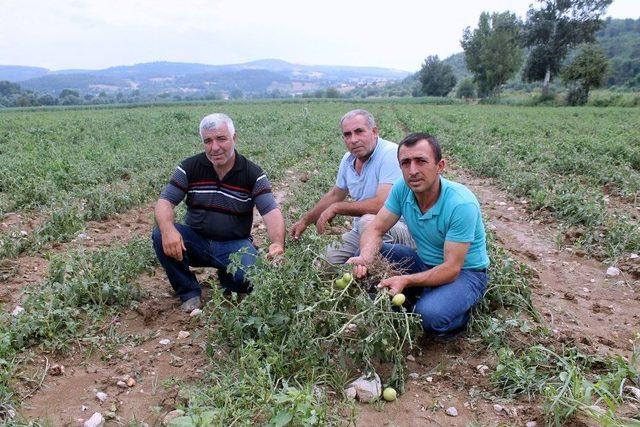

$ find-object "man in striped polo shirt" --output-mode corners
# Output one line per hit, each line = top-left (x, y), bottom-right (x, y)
(152, 113), (285, 312)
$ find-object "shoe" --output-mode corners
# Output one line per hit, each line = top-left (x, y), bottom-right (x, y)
(181, 296), (202, 312)
(431, 326), (466, 343)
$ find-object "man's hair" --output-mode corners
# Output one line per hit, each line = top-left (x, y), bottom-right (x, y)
(339, 109), (376, 130)
(397, 132), (442, 163)
(199, 113), (235, 139)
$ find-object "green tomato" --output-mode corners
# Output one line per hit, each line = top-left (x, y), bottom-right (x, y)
(342, 272), (352, 283)
(392, 293), (406, 306)
(382, 387), (397, 402)
(334, 278), (347, 289)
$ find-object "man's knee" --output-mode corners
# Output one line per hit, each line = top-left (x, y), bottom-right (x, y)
(324, 246), (349, 265)
(357, 214), (376, 233)
(414, 300), (462, 332)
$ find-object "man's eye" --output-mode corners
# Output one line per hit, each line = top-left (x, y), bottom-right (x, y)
(343, 132), (351, 138)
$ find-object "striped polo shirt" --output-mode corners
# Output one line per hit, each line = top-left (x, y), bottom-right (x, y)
(160, 151), (277, 241)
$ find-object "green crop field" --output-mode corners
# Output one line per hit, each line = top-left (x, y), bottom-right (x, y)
(0, 101), (639, 425)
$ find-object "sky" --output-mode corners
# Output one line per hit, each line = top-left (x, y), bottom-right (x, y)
(1, 0), (638, 73)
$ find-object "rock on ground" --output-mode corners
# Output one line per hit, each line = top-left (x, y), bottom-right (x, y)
(348, 373), (381, 403)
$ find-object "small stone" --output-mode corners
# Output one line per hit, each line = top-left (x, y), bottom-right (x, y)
(162, 409), (185, 426)
(20, 230), (28, 236)
(630, 253), (639, 260)
(408, 373), (419, 380)
(445, 406), (458, 417)
(11, 306), (25, 316)
(189, 308), (202, 317)
(126, 377), (136, 387)
(7, 409), (15, 419)
(606, 266), (621, 277)
(507, 206), (515, 211)
(493, 404), (504, 413)
(526, 422), (537, 427)
(84, 412), (105, 427)
(426, 376), (433, 382)
(348, 373), (382, 403)
(159, 339), (171, 345)
(104, 412), (117, 420)
(583, 287), (590, 293)
(81, 405), (89, 412)
(406, 354), (415, 362)
(116, 380), (127, 389)
(78, 233), (89, 239)
(96, 391), (107, 402)
(49, 364), (65, 376)
(344, 387), (357, 400)
(476, 364), (489, 375)
(177, 330), (190, 339)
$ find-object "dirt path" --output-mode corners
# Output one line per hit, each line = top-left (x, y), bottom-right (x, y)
(11, 170), (639, 425)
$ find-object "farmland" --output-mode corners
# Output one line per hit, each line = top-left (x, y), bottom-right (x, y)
(0, 101), (639, 426)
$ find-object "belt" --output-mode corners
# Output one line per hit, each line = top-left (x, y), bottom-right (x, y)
(468, 268), (487, 273)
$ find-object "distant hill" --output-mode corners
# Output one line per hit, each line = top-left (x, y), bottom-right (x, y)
(597, 17), (640, 87)
(0, 59), (410, 96)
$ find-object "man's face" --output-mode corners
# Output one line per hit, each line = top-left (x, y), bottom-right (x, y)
(398, 139), (445, 194)
(341, 115), (379, 160)
(202, 123), (236, 167)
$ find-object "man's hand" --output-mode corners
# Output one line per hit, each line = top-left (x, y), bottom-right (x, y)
(316, 205), (336, 234)
(377, 275), (410, 296)
(346, 255), (371, 279)
(267, 242), (284, 262)
(290, 219), (308, 240)
(161, 227), (186, 261)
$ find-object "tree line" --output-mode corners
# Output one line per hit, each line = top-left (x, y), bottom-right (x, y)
(418, 0), (614, 105)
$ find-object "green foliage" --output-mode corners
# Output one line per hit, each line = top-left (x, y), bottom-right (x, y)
(418, 55), (457, 97)
(523, 0), (613, 93)
(563, 43), (609, 105)
(455, 78), (476, 99)
(461, 11), (523, 97)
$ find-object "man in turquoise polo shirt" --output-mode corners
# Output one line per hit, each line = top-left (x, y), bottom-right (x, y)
(347, 132), (489, 337)
(291, 109), (414, 264)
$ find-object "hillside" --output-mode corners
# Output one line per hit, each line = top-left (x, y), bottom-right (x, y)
(0, 59), (409, 96)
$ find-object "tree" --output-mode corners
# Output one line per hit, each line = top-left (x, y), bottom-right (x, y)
(324, 87), (341, 98)
(456, 78), (476, 99)
(562, 43), (608, 105)
(418, 55), (457, 96)
(461, 11), (523, 97)
(0, 81), (21, 97)
(522, 0), (613, 95)
(58, 88), (79, 98)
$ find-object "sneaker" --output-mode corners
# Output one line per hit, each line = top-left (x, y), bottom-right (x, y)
(181, 296), (202, 312)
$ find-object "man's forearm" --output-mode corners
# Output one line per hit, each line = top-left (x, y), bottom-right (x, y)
(264, 209), (286, 247)
(301, 191), (345, 225)
(155, 199), (176, 232)
(359, 225), (384, 262)
(404, 263), (462, 288)
(331, 198), (384, 218)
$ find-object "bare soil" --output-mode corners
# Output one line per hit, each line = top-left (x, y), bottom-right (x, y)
(6, 173), (638, 426)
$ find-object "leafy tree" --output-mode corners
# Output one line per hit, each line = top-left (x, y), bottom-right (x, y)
(522, 0), (612, 95)
(324, 87), (341, 98)
(230, 89), (244, 100)
(0, 81), (21, 97)
(456, 78), (476, 99)
(58, 88), (79, 98)
(562, 43), (608, 105)
(461, 11), (523, 97)
(418, 55), (457, 96)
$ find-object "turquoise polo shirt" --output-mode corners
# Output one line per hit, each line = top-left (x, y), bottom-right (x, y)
(385, 176), (489, 270)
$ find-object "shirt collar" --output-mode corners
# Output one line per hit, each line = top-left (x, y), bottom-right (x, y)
(347, 137), (382, 169)
(199, 150), (245, 177)
(411, 176), (448, 219)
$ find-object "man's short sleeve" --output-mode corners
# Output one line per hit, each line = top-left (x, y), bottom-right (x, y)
(160, 164), (188, 205)
(384, 179), (405, 216)
(253, 171), (278, 216)
(335, 153), (350, 190)
(377, 148), (402, 185)
(445, 203), (478, 243)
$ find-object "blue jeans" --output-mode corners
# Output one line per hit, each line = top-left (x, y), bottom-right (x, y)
(380, 243), (488, 333)
(151, 224), (257, 301)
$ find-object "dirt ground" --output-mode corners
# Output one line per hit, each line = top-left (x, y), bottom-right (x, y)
(5, 173), (639, 426)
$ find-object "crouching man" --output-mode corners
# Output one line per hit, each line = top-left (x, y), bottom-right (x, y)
(347, 133), (489, 338)
(152, 113), (285, 312)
